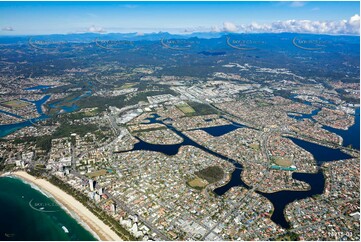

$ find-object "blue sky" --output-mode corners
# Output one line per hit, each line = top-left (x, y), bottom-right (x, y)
(0, 1), (359, 35)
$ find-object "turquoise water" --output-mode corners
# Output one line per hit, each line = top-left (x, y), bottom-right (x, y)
(24, 85), (53, 91)
(0, 95), (51, 138)
(0, 176), (97, 241)
(0, 88), (93, 138)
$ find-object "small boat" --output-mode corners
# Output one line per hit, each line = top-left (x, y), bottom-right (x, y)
(40, 207), (44, 210)
(5, 233), (15, 238)
(62, 226), (69, 233)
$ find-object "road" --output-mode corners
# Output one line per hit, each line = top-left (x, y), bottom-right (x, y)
(201, 132), (272, 240)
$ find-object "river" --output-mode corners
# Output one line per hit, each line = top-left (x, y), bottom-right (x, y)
(0, 88), (93, 138)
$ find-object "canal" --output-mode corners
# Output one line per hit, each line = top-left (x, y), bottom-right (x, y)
(119, 113), (355, 229)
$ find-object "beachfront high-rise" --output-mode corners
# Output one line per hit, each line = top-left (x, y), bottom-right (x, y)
(88, 179), (94, 191)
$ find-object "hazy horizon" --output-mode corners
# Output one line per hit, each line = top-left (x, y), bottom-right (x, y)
(0, 1), (359, 36)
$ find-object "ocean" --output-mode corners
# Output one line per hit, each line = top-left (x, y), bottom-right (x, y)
(0, 176), (97, 241)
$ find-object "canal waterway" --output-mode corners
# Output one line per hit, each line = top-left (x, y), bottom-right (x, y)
(0, 92), (358, 230)
(0, 90), (92, 138)
(0, 95), (51, 138)
(120, 113), (355, 229)
(322, 107), (360, 150)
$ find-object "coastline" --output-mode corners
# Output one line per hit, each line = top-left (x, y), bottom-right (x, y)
(8, 171), (123, 241)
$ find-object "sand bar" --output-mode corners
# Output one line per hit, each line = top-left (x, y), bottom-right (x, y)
(10, 171), (123, 241)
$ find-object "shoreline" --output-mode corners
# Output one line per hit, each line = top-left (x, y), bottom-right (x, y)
(7, 171), (123, 241)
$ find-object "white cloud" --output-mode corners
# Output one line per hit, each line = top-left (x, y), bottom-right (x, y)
(87, 25), (106, 33)
(206, 15), (360, 35)
(210, 22), (238, 32)
(349, 14), (360, 27)
(211, 25), (221, 33)
(290, 1), (306, 8)
(2, 26), (14, 31)
(223, 22), (238, 32)
(183, 26), (209, 33)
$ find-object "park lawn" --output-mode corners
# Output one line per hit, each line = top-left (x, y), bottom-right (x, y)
(274, 156), (292, 167)
(249, 143), (260, 150)
(87, 169), (108, 178)
(121, 83), (137, 89)
(83, 107), (99, 116)
(2, 99), (30, 109)
(176, 103), (196, 115)
(187, 177), (209, 190)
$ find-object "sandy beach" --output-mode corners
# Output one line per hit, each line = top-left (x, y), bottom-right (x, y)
(11, 171), (123, 241)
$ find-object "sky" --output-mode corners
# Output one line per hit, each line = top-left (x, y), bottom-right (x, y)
(0, 1), (360, 35)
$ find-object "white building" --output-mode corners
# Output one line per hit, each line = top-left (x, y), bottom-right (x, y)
(89, 179), (94, 191)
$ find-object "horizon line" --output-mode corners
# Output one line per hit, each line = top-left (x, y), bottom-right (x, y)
(0, 31), (360, 38)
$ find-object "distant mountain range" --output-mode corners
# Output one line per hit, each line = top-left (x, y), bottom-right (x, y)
(0, 32), (359, 44)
